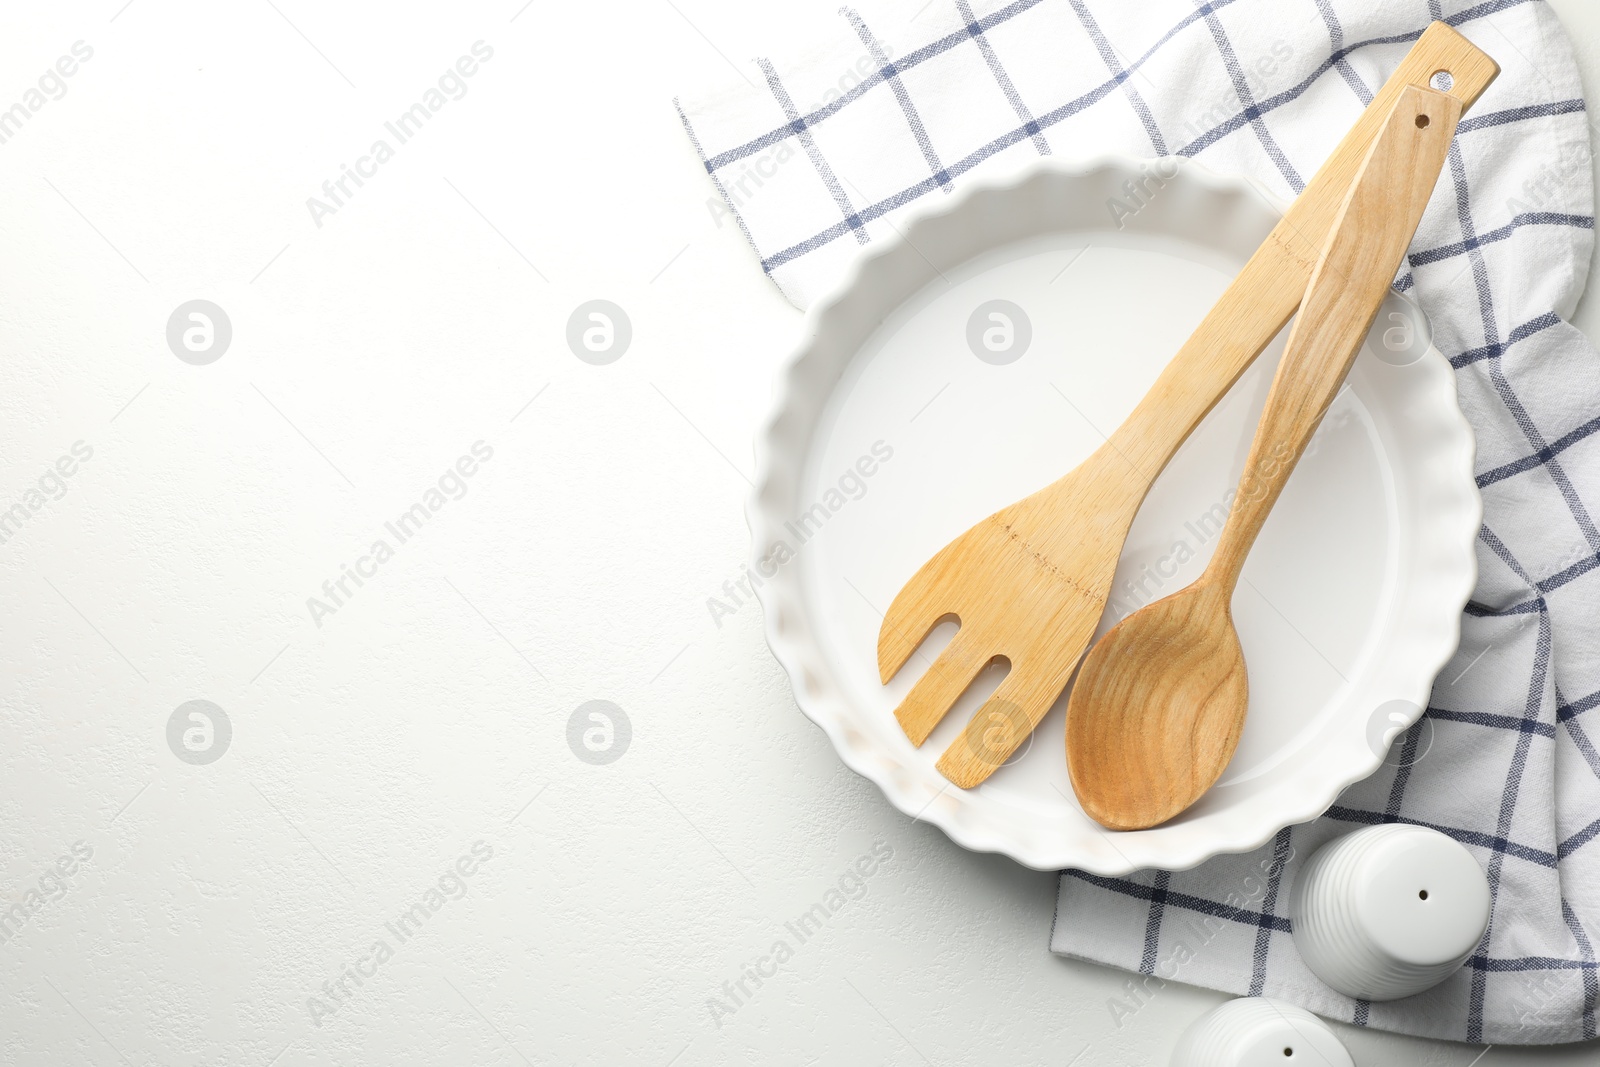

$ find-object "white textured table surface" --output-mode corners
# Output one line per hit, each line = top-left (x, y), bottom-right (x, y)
(0, 2), (1595, 1064)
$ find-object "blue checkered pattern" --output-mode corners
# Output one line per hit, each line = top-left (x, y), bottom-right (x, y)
(677, 0), (1600, 1044)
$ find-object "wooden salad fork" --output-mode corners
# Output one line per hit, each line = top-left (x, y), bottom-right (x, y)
(1066, 84), (1460, 830)
(876, 23), (1497, 790)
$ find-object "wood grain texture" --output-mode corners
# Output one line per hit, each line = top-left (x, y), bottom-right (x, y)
(1065, 86), (1462, 831)
(877, 23), (1497, 791)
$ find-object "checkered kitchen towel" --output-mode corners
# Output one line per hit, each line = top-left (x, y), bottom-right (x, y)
(677, 0), (1600, 1046)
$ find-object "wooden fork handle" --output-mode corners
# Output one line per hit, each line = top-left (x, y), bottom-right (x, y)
(1206, 86), (1461, 587)
(1098, 23), (1496, 482)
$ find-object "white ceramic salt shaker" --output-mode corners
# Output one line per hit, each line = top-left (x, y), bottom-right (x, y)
(1289, 823), (1490, 1001)
(1171, 997), (1353, 1066)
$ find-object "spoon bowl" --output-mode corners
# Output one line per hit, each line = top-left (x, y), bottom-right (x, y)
(1066, 580), (1246, 830)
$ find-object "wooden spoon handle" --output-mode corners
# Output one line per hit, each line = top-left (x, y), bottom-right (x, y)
(1097, 23), (1496, 482)
(1206, 86), (1461, 588)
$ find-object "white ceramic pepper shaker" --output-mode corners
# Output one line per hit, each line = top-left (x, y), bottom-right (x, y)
(1171, 997), (1353, 1066)
(1289, 823), (1490, 1000)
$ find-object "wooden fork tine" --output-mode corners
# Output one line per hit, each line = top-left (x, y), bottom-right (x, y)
(936, 668), (1066, 788)
(877, 547), (959, 683)
(891, 629), (994, 746)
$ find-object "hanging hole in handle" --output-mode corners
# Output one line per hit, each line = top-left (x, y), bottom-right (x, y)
(1415, 114), (1431, 129)
(1430, 69), (1454, 91)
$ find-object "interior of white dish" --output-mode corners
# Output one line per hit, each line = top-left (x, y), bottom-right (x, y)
(752, 159), (1477, 872)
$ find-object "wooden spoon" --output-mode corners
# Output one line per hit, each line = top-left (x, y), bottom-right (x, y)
(877, 23), (1497, 790)
(1064, 84), (1461, 831)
